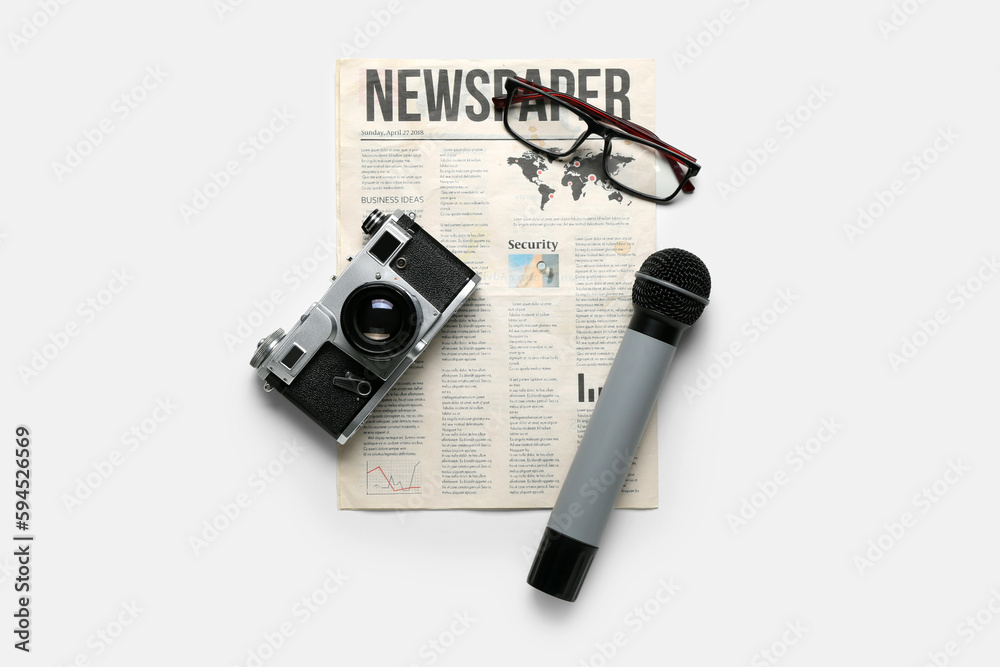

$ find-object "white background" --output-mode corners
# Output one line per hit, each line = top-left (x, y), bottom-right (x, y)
(2, 1), (999, 665)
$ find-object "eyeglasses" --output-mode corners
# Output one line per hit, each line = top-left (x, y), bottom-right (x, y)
(492, 76), (700, 203)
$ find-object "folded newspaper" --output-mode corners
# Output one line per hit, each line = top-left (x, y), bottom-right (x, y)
(335, 58), (658, 509)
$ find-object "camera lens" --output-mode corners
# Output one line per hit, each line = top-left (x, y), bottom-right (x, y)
(342, 283), (418, 357)
(356, 296), (402, 342)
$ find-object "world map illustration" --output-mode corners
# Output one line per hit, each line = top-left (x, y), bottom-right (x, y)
(506, 150), (635, 211)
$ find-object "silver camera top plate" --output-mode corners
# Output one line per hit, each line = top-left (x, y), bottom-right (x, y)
(254, 212), (465, 385)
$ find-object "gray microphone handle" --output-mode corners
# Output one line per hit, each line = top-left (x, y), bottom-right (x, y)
(547, 328), (677, 547)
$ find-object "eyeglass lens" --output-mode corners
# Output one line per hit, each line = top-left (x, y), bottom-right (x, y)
(505, 86), (689, 200)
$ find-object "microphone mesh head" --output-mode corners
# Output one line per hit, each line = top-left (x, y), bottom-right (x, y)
(633, 249), (712, 326)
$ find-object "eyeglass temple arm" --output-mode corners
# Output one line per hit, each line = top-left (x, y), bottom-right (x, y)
(492, 93), (696, 195)
(580, 108), (697, 194)
(592, 111), (697, 194)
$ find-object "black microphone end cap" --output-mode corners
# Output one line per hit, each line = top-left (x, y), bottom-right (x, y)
(526, 527), (597, 602)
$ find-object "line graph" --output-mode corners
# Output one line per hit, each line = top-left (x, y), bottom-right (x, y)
(366, 460), (422, 495)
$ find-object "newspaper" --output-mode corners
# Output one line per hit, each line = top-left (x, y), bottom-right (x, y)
(335, 59), (658, 509)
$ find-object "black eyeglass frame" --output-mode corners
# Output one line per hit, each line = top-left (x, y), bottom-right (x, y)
(494, 76), (701, 204)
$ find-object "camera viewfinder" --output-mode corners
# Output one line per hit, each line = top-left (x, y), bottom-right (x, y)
(369, 233), (402, 264)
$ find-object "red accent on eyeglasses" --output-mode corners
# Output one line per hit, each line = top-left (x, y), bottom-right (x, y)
(493, 76), (699, 195)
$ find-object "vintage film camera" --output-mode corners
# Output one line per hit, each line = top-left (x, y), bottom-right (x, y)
(250, 209), (480, 444)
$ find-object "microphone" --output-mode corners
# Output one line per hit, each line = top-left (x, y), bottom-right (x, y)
(527, 248), (711, 601)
